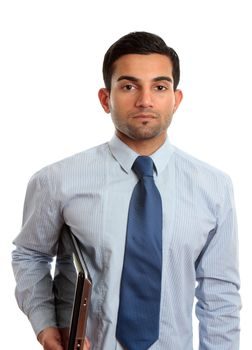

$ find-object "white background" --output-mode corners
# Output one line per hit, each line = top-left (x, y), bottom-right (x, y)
(0, 0), (251, 348)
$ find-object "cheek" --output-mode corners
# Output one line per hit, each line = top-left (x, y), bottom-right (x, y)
(108, 93), (119, 111)
(160, 96), (176, 111)
(110, 95), (132, 112)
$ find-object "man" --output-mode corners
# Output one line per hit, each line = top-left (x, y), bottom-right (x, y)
(12, 32), (241, 349)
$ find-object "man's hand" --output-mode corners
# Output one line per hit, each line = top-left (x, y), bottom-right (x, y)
(38, 327), (91, 350)
(38, 327), (64, 350)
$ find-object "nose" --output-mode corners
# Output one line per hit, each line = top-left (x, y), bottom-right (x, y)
(135, 88), (154, 108)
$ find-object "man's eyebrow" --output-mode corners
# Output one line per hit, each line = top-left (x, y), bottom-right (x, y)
(117, 75), (139, 82)
(152, 76), (173, 83)
(116, 75), (173, 83)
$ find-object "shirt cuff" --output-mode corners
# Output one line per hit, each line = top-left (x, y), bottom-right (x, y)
(28, 308), (58, 336)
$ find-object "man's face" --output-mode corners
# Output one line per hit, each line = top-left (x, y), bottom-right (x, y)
(99, 53), (182, 147)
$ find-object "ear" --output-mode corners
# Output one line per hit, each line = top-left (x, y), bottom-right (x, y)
(98, 88), (110, 113)
(173, 89), (183, 113)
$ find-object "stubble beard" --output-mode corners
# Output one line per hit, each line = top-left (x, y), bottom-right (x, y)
(112, 115), (172, 141)
(122, 122), (163, 140)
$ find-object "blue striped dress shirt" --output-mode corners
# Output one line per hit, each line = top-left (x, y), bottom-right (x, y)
(12, 135), (241, 349)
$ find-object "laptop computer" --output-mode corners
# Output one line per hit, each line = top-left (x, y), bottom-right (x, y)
(55, 226), (92, 350)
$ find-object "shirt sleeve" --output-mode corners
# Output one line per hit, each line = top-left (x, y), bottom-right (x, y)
(195, 175), (241, 349)
(12, 167), (64, 336)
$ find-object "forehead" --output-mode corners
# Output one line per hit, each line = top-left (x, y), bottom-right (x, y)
(112, 54), (173, 81)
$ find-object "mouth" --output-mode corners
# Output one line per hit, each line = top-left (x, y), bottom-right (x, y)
(132, 114), (157, 120)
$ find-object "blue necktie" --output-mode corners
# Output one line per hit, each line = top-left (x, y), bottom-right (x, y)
(116, 156), (162, 350)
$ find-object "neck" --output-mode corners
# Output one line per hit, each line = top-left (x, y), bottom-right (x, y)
(116, 130), (167, 156)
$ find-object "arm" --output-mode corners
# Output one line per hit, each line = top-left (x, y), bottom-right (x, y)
(12, 168), (91, 350)
(195, 176), (241, 349)
(12, 168), (64, 336)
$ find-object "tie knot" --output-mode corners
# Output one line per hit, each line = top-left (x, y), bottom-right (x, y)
(132, 156), (154, 179)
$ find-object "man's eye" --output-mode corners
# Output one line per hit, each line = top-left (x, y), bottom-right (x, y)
(123, 84), (135, 91)
(155, 85), (168, 91)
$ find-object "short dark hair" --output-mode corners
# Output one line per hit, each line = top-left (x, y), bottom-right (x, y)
(102, 31), (180, 91)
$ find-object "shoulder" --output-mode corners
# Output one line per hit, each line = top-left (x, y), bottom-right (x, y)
(28, 142), (110, 188)
(53, 142), (109, 168)
(173, 146), (230, 178)
(171, 146), (233, 193)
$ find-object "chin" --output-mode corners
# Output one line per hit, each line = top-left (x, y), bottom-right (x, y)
(128, 129), (163, 141)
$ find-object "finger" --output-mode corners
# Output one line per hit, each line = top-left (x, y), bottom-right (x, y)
(84, 337), (91, 350)
(38, 327), (65, 350)
(43, 338), (64, 350)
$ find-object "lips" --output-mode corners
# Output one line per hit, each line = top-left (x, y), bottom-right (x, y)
(132, 114), (156, 119)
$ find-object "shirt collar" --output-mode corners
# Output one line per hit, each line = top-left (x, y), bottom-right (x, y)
(108, 134), (174, 175)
